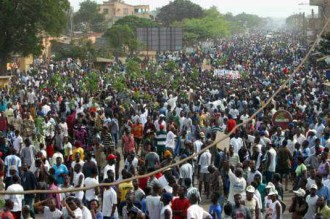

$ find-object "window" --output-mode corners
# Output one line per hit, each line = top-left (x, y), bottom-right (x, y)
(103, 8), (109, 14)
(123, 8), (128, 15)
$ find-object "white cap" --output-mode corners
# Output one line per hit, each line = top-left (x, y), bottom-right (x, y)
(293, 188), (306, 197)
(246, 185), (255, 193)
(310, 184), (318, 190)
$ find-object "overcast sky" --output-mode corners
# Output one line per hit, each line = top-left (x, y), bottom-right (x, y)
(69, 0), (318, 18)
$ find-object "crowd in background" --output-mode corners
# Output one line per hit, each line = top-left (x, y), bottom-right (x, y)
(0, 31), (329, 219)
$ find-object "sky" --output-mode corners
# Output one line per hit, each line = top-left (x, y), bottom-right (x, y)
(69, 0), (318, 18)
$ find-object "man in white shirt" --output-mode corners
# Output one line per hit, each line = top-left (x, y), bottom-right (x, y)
(13, 130), (23, 154)
(5, 149), (21, 177)
(179, 154), (193, 185)
(293, 128), (306, 145)
(226, 164), (247, 204)
(4, 175), (24, 218)
(165, 127), (176, 152)
(198, 146), (211, 199)
(62, 197), (83, 219)
(265, 143), (277, 183)
(187, 193), (212, 219)
(102, 178), (118, 219)
(193, 137), (203, 154)
(41, 103), (51, 116)
(103, 154), (116, 180)
(230, 132), (244, 154)
(84, 168), (99, 207)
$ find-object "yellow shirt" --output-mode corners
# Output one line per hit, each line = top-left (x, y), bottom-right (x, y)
(319, 205), (330, 218)
(118, 181), (133, 202)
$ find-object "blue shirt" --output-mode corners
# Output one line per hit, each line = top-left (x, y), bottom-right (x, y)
(209, 204), (222, 219)
(53, 164), (69, 185)
(95, 211), (103, 219)
(317, 186), (330, 202)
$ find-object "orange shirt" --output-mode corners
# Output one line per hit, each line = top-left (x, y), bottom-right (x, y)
(132, 124), (143, 139)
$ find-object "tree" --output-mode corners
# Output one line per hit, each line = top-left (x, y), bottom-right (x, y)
(0, 0), (70, 75)
(234, 13), (264, 29)
(320, 33), (330, 54)
(74, 0), (105, 32)
(156, 0), (203, 25)
(51, 39), (96, 61)
(105, 25), (137, 60)
(114, 15), (159, 30)
(177, 7), (229, 44)
(286, 13), (306, 32)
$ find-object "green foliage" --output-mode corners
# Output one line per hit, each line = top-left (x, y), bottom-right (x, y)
(126, 59), (141, 80)
(113, 74), (127, 92)
(234, 13), (265, 29)
(156, 0), (203, 25)
(224, 12), (265, 34)
(51, 39), (96, 61)
(241, 71), (248, 80)
(179, 7), (229, 44)
(50, 73), (65, 92)
(164, 61), (177, 73)
(285, 13), (306, 31)
(114, 15), (159, 30)
(0, 0), (70, 74)
(74, 0), (106, 32)
(105, 25), (137, 59)
(318, 32), (330, 55)
(84, 72), (99, 94)
(191, 68), (199, 80)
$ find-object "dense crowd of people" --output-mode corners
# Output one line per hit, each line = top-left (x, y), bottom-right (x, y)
(0, 31), (329, 219)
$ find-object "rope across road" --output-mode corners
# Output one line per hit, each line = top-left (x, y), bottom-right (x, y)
(1, 18), (330, 195)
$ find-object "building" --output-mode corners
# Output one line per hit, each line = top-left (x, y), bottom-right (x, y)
(309, 0), (330, 39)
(98, 0), (150, 27)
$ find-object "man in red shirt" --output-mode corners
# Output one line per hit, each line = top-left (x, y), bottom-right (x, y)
(0, 113), (7, 134)
(0, 199), (14, 219)
(172, 185), (190, 219)
(226, 114), (237, 134)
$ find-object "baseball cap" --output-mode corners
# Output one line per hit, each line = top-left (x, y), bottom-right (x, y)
(246, 185), (255, 193)
(293, 188), (306, 197)
(310, 184), (318, 190)
(162, 192), (173, 202)
(107, 154), (117, 160)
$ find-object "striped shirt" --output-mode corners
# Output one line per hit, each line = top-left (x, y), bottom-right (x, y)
(102, 132), (114, 148)
(156, 131), (167, 148)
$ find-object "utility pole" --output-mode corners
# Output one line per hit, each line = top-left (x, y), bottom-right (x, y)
(70, 7), (74, 41)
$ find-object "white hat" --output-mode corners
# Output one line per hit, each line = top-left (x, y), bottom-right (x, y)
(159, 114), (165, 117)
(246, 185), (255, 193)
(309, 129), (317, 134)
(268, 188), (278, 196)
(310, 184), (318, 190)
(266, 182), (275, 189)
(293, 188), (306, 197)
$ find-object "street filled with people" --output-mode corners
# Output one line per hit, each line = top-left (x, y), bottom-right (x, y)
(0, 31), (329, 219)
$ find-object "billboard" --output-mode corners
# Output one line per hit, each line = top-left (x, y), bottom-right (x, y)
(136, 27), (183, 51)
